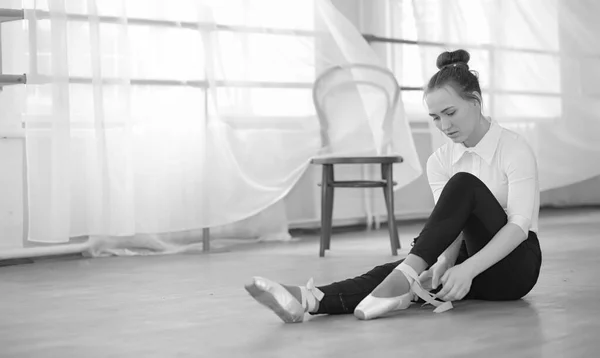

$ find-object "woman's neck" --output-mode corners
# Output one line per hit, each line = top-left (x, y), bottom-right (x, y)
(463, 115), (490, 148)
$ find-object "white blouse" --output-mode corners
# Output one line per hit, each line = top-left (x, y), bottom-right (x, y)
(426, 120), (540, 235)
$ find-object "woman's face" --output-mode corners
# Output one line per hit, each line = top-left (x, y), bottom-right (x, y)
(425, 85), (481, 145)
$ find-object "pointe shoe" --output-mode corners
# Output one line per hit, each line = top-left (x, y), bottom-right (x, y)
(245, 276), (304, 323)
(354, 291), (415, 320)
(354, 265), (453, 320)
(245, 277), (323, 323)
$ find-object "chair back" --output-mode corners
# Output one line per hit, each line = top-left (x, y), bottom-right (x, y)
(312, 64), (401, 156)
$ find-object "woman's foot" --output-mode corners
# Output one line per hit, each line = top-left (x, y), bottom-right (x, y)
(354, 265), (417, 320)
(369, 270), (412, 298)
(245, 277), (323, 323)
(354, 264), (453, 320)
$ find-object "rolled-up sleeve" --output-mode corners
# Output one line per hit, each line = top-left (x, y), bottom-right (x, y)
(503, 139), (539, 236)
(426, 152), (449, 205)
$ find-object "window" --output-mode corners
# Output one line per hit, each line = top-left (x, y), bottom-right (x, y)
(377, 0), (562, 126)
(12, 0), (317, 130)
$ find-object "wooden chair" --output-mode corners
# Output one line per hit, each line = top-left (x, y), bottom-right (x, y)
(311, 64), (403, 257)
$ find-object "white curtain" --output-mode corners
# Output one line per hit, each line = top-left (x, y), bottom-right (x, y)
(396, 0), (600, 193)
(15, 0), (422, 256)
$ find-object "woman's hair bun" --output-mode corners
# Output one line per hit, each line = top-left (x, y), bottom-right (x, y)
(436, 49), (470, 70)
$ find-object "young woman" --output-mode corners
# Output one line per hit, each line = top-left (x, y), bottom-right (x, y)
(244, 49), (542, 323)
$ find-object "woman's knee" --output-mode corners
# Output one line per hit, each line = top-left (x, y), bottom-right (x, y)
(442, 172), (485, 193)
(447, 172), (482, 186)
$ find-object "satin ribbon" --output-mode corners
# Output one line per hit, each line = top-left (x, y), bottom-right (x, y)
(306, 277), (325, 300)
(398, 265), (454, 314)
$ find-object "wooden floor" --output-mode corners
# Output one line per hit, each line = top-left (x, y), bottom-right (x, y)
(1, 207), (599, 358)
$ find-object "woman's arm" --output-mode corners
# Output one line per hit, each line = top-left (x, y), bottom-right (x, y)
(460, 223), (525, 277)
(462, 137), (539, 277)
(426, 151), (449, 206)
(436, 224), (526, 301)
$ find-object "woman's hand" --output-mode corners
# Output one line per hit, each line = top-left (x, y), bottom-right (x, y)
(435, 264), (475, 301)
(430, 258), (453, 290)
(419, 256), (455, 291)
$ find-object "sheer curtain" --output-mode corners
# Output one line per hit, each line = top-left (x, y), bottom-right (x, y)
(16, 0), (422, 256)
(388, 0), (600, 194)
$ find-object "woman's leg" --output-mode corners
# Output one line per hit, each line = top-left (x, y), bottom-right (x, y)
(355, 172), (541, 319)
(312, 260), (402, 315)
(422, 172), (542, 301)
(317, 172), (514, 318)
(363, 171), (509, 301)
(247, 172), (542, 322)
(371, 172), (541, 302)
(245, 259), (404, 322)
(410, 172), (509, 266)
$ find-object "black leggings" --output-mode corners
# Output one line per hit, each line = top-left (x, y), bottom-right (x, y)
(314, 172), (542, 315)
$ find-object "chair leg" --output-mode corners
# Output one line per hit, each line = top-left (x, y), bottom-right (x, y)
(382, 164), (399, 256)
(325, 166), (335, 251)
(320, 164), (334, 257)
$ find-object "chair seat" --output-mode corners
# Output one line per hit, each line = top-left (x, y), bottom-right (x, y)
(310, 155), (403, 165)
(318, 180), (398, 188)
